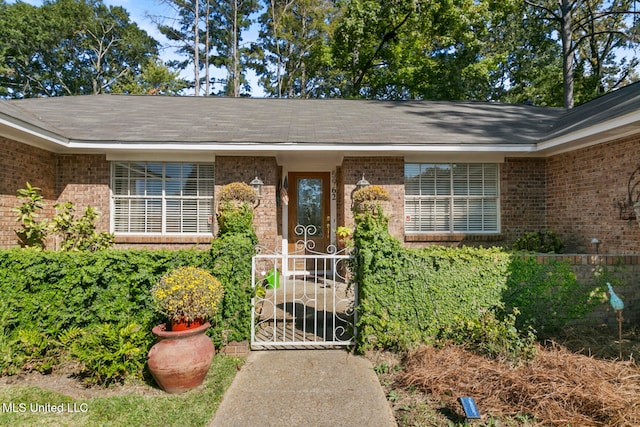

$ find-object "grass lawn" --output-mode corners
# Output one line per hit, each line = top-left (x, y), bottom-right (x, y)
(0, 355), (241, 427)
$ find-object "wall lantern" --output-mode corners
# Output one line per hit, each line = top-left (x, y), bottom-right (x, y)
(355, 173), (370, 190)
(250, 176), (264, 198)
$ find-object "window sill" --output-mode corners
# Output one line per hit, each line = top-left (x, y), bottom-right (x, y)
(115, 235), (213, 245)
(405, 233), (503, 243)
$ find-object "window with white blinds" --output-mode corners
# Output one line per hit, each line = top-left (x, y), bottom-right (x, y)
(112, 162), (214, 234)
(405, 163), (499, 233)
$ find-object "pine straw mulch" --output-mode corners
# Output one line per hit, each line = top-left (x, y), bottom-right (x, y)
(397, 343), (640, 426)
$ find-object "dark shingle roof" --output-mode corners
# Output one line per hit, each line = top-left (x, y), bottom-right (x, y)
(2, 82), (640, 149)
(547, 81), (640, 139)
(3, 95), (561, 145)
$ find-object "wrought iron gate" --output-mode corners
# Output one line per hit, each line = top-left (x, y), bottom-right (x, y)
(251, 226), (356, 349)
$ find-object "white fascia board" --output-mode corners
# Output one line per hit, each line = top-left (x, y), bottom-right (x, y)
(0, 118), (69, 149)
(70, 141), (537, 155)
(404, 152), (507, 163)
(536, 112), (640, 155)
(106, 151), (216, 162)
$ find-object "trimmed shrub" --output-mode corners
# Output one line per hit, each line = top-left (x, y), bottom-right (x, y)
(209, 199), (258, 347)
(512, 230), (563, 254)
(502, 255), (602, 334)
(352, 211), (600, 356)
(0, 248), (240, 383)
(353, 212), (512, 351)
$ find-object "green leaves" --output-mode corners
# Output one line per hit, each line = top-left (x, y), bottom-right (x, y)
(0, 0), (158, 98)
(13, 183), (48, 250)
(65, 322), (153, 386)
(0, 249), (214, 383)
(503, 256), (600, 334)
(351, 209), (597, 358)
(13, 183), (114, 251)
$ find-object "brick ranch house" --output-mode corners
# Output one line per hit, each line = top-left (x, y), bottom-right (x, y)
(1, 83), (640, 255)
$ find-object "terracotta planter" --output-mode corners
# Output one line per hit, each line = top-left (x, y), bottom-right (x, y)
(170, 317), (205, 331)
(148, 322), (215, 393)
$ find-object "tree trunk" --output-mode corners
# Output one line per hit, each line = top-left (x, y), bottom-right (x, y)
(194, 0), (200, 96)
(205, 0), (210, 96)
(560, 0), (574, 108)
(233, 0), (239, 97)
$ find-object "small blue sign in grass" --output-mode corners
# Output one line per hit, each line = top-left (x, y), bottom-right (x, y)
(458, 397), (481, 419)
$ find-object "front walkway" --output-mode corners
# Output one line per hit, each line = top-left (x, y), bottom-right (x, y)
(208, 350), (397, 427)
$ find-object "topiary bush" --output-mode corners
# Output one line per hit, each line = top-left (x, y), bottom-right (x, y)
(217, 182), (257, 204)
(216, 182), (258, 236)
(216, 201), (255, 235)
(352, 185), (391, 216)
(209, 188), (258, 347)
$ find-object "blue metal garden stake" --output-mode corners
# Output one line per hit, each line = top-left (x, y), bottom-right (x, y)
(606, 282), (624, 358)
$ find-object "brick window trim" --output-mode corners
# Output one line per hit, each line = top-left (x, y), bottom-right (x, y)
(114, 235), (213, 245)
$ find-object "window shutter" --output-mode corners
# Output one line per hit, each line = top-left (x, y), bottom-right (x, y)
(112, 162), (214, 235)
(405, 162), (499, 233)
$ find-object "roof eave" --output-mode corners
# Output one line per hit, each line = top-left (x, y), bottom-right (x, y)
(0, 118), (70, 152)
(536, 110), (640, 156)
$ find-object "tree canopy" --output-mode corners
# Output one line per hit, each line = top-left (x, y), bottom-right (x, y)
(0, 0), (161, 98)
(1, 0), (638, 105)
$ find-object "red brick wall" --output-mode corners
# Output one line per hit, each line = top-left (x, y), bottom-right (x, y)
(56, 154), (110, 232)
(340, 157), (405, 240)
(0, 138), (57, 248)
(4, 135), (640, 254)
(546, 135), (640, 254)
(214, 156), (280, 250)
(500, 158), (547, 244)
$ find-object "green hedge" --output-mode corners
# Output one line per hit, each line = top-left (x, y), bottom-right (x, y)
(209, 230), (257, 347)
(352, 212), (600, 353)
(0, 245), (254, 384)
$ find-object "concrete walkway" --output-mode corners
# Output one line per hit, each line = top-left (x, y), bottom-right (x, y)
(209, 350), (397, 427)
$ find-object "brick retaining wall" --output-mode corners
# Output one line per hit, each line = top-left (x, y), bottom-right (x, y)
(535, 254), (640, 328)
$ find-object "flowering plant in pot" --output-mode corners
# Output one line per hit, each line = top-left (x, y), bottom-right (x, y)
(336, 226), (354, 249)
(352, 185), (391, 215)
(151, 266), (224, 331)
(148, 266), (225, 393)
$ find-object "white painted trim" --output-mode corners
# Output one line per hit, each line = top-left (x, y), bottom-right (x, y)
(404, 153), (506, 163)
(107, 152), (216, 162)
(536, 112), (640, 154)
(0, 119), (68, 145)
(70, 141), (536, 154)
